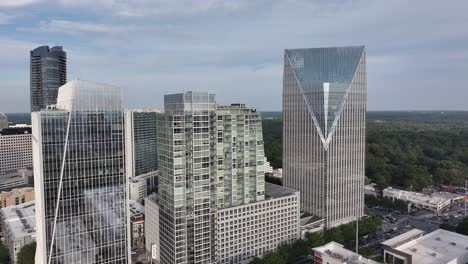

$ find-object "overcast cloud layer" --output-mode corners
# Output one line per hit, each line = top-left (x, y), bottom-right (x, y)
(0, 0), (467, 112)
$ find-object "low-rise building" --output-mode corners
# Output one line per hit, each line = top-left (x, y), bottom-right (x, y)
(382, 229), (468, 264)
(264, 157), (273, 174)
(365, 183), (378, 197)
(0, 187), (34, 208)
(383, 187), (463, 213)
(0, 168), (33, 191)
(0, 201), (36, 263)
(215, 183), (300, 264)
(145, 193), (160, 264)
(312, 242), (379, 264)
(300, 213), (324, 239)
(129, 200), (145, 248)
(129, 171), (158, 202)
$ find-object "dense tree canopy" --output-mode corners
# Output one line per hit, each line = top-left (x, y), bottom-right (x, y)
(248, 217), (381, 264)
(0, 240), (10, 264)
(262, 112), (468, 191)
(17, 242), (35, 264)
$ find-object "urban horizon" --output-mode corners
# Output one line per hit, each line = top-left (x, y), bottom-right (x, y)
(1, 2), (468, 264)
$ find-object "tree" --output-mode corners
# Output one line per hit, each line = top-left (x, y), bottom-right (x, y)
(455, 217), (468, 236)
(288, 240), (310, 262)
(0, 240), (10, 264)
(359, 246), (373, 257)
(262, 252), (286, 264)
(324, 228), (344, 244)
(340, 223), (356, 241)
(306, 232), (323, 247)
(249, 257), (263, 264)
(17, 242), (36, 264)
(439, 222), (456, 232)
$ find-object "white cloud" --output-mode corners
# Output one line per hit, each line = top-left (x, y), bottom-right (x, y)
(37, 19), (132, 34)
(0, 0), (38, 7)
(58, 0), (248, 17)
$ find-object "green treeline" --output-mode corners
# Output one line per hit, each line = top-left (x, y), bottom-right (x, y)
(249, 217), (382, 264)
(262, 112), (468, 191)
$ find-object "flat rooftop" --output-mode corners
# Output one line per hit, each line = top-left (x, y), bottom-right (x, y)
(383, 188), (463, 206)
(383, 229), (468, 264)
(0, 201), (36, 240)
(0, 127), (31, 136)
(129, 200), (145, 216)
(314, 242), (379, 264)
(382, 228), (425, 248)
(265, 182), (298, 198)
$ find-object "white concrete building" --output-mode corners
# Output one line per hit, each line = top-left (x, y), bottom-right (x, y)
(383, 187), (464, 213)
(0, 168), (33, 191)
(312, 242), (379, 264)
(365, 183), (378, 197)
(0, 201), (36, 264)
(264, 157), (273, 174)
(0, 128), (32, 176)
(145, 193), (160, 264)
(300, 214), (324, 239)
(272, 168), (283, 179)
(215, 183), (300, 264)
(382, 229), (468, 264)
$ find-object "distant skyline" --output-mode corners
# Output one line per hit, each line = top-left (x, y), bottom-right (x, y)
(1, 0), (468, 112)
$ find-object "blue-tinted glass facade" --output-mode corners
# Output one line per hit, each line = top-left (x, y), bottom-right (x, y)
(283, 46), (367, 228)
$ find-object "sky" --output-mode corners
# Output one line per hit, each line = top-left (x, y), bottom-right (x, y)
(0, 0), (467, 112)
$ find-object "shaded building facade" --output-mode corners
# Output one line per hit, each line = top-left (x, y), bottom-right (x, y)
(32, 80), (128, 263)
(30, 46), (67, 112)
(124, 109), (160, 200)
(283, 46), (367, 228)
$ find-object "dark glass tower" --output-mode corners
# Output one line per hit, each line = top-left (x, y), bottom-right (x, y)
(30, 46), (67, 112)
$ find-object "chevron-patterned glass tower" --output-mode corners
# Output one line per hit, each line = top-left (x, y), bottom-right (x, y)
(283, 46), (366, 228)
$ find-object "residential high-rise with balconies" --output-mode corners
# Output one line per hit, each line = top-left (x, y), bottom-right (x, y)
(283, 46), (367, 228)
(32, 80), (128, 264)
(215, 104), (265, 208)
(155, 92), (300, 264)
(157, 92), (217, 264)
(30, 46), (67, 112)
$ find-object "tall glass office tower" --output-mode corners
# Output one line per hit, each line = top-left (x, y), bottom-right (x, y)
(30, 46), (67, 112)
(283, 46), (367, 228)
(32, 80), (128, 264)
(125, 109), (161, 200)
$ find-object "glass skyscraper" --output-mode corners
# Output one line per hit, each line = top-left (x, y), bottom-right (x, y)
(283, 46), (367, 228)
(32, 80), (128, 264)
(125, 109), (161, 200)
(30, 46), (67, 112)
